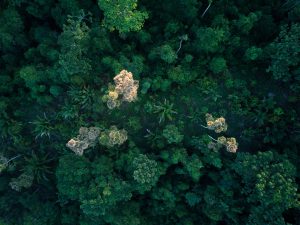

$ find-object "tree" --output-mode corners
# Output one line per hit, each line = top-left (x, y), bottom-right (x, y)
(79, 156), (133, 219)
(148, 44), (177, 64)
(98, 0), (148, 33)
(162, 124), (184, 144)
(183, 154), (203, 182)
(233, 151), (299, 225)
(193, 27), (226, 53)
(56, 155), (91, 200)
(233, 12), (261, 35)
(267, 24), (300, 91)
(209, 57), (227, 74)
(244, 46), (262, 61)
(57, 14), (92, 83)
(167, 65), (198, 85)
(132, 154), (160, 192)
(0, 7), (26, 52)
(99, 126), (128, 148)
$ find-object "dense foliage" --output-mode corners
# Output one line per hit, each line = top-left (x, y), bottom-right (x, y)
(0, 0), (299, 224)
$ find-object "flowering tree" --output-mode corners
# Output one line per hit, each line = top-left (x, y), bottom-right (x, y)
(66, 127), (101, 155)
(99, 126), (128, 148)
(103, 70), (139, 109)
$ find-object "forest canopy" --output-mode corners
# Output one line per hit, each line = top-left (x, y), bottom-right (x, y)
(0, 0), (300, 224)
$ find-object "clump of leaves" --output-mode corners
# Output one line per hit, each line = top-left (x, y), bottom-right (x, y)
(144, 129), (165, 149)
(267, 24), (300, 84)
(159, 44), (177, 63)
(203, 113), (228, 133)
(167, 65), (198, 85)
(98, 0), (148, 33)
(244, 46), (262, 61)
(132, 154), (160, 193)
(208, 136), (238, 153)
(233, 151), (299, 224)
(59, 103), (79, 120)
(133, 154), (158, 184)
(99, 126), (128, 148)
(58, 14), (92, 82)
(153, 99), (177, 123)
(9, 171), (34, 192)
(30, 113), (55, 139)
(194, 26), (226, 53)
(185, 192), (200, 207)
(67, 127), (101, 156)
(56, 155), (91, 200)
(209, 57), (227, 74)
(68, 86), (95, 110)
(102, 70), (139, 109)
(126, 116), (142, 132)
(0, 154), (21, 174)
(162, 124), (184, 144)
(149, 44), (178, 64)
(183, 154), (204, 182)
(23, 152), (53, 183)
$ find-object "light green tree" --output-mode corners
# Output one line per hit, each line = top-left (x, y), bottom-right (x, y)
(98, 0), (148, 33)
(132, 154), (160, 192)
(162, 124), (184, 144)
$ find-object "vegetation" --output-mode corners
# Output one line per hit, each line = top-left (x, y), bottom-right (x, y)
(0, 0), (299, 224)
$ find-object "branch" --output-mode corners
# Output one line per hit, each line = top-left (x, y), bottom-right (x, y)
(6, 154), (22, 164)
(208, 135), (218, 142)
(176, 39), (184, 54)
(201, 3), (212, 18)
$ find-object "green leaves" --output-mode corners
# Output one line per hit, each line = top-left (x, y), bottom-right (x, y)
(58, 15), (92, 83)
(153, 99), (177, 124)
(167, 65), (198, 85)
(133, 154), (159, 186)
(233, 12), (261, 35)
(19, 66), (40, 88)
(56, 155), (91, 200)
(98, 0), (148, 33)
(202, 186), (225, 221)
(80, 178), (132, 217)
(0, 7), (25, 52)
(9, 171), (34, 192)
(30, 113), (55, 139)
(159, 45), (177, 64)
(267, 24), (300, 91)
(148, 44), (177, 64)
(244, 46), (263, 61)
(162, 124), (184, 144)
(99, 126), (128, 148)
(233, 151), (299, 224)
(209, 57), (227, 74)
(23, 152), (53, 183)
(184, 154), (204, 182)
(22, 200), (59, 225)
(185, 192), (200, 207)
(194, 27), (226, 53)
